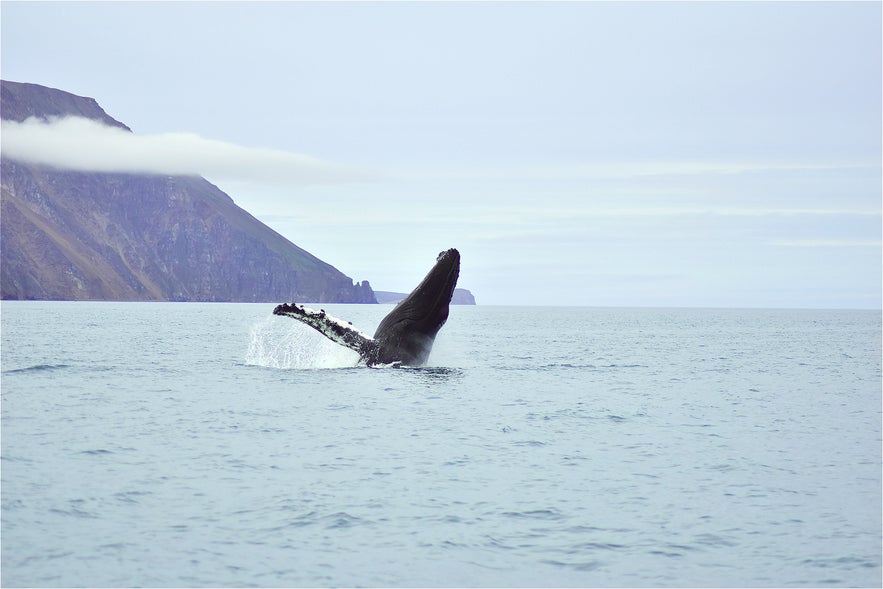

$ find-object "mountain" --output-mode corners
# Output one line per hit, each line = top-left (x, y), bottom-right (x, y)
(374, 288), (476, 305)
(0, 80), (376, 303)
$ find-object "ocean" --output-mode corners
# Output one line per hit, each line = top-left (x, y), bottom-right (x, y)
(1, 301), (880, 588)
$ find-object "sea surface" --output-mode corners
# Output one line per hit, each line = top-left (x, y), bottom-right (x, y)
(1, 302), (880, 588)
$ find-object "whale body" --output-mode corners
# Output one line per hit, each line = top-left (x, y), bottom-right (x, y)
(273, 248), (460, 366)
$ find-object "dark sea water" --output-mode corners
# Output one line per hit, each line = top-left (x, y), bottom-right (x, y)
(1, 302), (880, 588)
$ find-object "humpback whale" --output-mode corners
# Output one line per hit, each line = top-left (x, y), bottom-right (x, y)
(273, 248), (460, 366)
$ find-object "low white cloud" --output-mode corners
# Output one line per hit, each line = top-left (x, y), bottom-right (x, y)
(0, 116), (377, 186)
(395, 160), (879, 183)
(771, 240), (883, 248)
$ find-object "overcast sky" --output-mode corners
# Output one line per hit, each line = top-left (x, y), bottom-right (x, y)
(2, 1), (880, 308)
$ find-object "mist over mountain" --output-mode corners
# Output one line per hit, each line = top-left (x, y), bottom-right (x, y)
(0, 80), (376, 303)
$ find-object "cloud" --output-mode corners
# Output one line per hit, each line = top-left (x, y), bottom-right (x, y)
(771, 240), (883, 248)
(395, 161), (880, 183)
(0, 116), (378, 186)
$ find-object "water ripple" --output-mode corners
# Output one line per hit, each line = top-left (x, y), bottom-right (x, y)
(3, 364), (71, 374)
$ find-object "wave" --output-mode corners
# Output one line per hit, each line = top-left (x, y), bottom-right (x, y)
(540, 363), (648, 370)
(3, 363), (71, 374)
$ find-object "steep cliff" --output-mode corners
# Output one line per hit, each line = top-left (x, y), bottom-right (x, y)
(0, 80), (376, 303)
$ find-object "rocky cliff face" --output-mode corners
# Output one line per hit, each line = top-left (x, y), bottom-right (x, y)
(0, 80), (376, 303)
(1, 81), (131, 130)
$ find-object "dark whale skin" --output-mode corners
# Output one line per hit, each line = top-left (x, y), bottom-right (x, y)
(274, 248), (460, 366)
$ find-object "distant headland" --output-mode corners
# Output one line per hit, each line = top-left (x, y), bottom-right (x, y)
(375, 288), (476, 305)
(0, 80), (374, 303)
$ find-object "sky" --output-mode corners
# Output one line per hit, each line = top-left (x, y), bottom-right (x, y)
(1, 1), (880, 308)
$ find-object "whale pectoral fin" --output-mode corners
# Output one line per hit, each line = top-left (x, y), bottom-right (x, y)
(273, 303), (377, 359)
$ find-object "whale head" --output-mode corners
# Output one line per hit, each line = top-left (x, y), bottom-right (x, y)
(371, 248), (460, 365)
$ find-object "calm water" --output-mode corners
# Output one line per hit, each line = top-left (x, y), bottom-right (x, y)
(1, 302), (880, 588)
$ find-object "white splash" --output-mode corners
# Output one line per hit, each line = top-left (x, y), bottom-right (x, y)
(245, 317), (360, 370)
